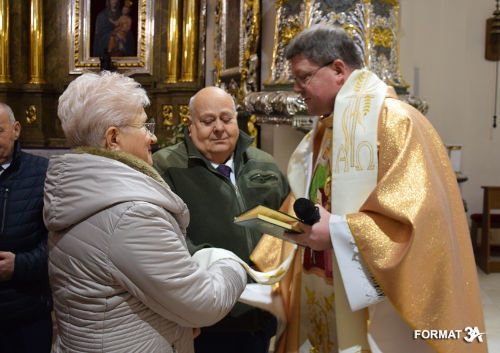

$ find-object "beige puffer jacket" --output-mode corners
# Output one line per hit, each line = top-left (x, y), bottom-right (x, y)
(43, 149), (246, 353)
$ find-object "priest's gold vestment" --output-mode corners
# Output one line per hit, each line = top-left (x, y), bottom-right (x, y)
(252, 87), (486, 353)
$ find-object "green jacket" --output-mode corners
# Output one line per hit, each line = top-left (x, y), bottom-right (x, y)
(153, 129), (290, 331)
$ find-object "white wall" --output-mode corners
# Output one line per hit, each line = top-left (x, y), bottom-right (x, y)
(398, 0), (500, 217)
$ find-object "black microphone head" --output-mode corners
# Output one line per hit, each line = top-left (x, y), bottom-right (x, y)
(293, 198), (320, 225)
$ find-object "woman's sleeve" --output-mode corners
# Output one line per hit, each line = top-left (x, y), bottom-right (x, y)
(108, 201), (247, 328)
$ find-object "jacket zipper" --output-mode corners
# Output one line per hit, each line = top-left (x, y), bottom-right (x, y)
(1, 188), (9, 232)
(232, 178), (255, 253)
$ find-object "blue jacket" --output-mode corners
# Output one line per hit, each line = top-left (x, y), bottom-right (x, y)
(0, 141), (52, 324)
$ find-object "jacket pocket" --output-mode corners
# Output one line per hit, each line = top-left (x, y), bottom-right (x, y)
(244, 170), (280, 188)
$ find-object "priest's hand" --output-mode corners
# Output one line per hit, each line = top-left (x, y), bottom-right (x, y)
(285, 204), (332, 251)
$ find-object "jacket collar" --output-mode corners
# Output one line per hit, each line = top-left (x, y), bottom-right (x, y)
(1, 140), (22, 173)
(72, 146), (170, 189)
(183, 128), (254, 171)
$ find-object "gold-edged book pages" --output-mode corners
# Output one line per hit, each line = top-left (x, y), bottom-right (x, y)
(234, 205), (301, 243)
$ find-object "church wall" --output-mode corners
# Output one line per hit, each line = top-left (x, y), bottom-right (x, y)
(398, 0), (499, 218)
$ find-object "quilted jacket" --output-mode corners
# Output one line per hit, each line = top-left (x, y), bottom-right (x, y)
(0, 141), (52, 324)
(44, 148), (246, 353)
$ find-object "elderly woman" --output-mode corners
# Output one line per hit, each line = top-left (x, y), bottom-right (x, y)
(44, 71), (247, 353)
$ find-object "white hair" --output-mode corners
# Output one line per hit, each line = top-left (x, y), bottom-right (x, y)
(0, 103), (16, 124)
(57, 71), (150, 147)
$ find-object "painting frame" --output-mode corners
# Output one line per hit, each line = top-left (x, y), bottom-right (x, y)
(69, 0), (154, 75)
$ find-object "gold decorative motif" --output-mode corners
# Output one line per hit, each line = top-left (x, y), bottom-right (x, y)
(305, 287), (335, 353)
(180, 0), (199, 82)
(25, 105), (37, 124)
(247, 114), (258, 146)
(29, 0), (46, 84)
(0, 0), (12, 83)
(280, 23), (303, 47)
(162, 105), (174, 126)
(335, 72), (377, 172)
(371, 26), (393, 48)
(355, 141), (375, 170)
(179, 105), (190, 126)
(166, 0), (181, 83)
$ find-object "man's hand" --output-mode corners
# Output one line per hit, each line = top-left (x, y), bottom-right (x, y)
(0, 251), (15, 282)
(284, 204), (333, 251)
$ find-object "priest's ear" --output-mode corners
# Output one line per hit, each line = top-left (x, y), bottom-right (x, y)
(330, 59), (350, 85)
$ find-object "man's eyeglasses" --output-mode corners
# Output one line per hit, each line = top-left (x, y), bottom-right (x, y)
(127, 118), (156, 136)
(291, 61), (333, 88)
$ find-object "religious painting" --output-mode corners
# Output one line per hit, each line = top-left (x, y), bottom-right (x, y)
(224, 1), (240, 70)
(69, 0), (154, 75)
(90, 0), (138, 58)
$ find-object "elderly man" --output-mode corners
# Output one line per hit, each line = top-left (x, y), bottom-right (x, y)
(0, 103), (52, 352)
(153, 86), (290, 353)
(254, 25), (486, 353)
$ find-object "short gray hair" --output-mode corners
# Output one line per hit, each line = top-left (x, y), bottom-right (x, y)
(57, 71), (150, 147)
(285, 24), (363, 69)
(0, 103), (16, 124)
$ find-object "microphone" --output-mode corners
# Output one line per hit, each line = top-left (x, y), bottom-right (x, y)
(293, 198), (320, 225)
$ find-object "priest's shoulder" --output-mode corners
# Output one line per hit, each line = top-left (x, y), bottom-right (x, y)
(382, 98), (432, 128)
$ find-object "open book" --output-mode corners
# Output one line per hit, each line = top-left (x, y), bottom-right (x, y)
(234, 205), (302, 243)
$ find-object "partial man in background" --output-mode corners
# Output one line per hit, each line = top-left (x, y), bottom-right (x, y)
(153, 86), (290, 353)
(253, 25), (486, 353)
(0, 103), (52, 353)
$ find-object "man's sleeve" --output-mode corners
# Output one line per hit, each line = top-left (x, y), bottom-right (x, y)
(12, 228), (49, 282)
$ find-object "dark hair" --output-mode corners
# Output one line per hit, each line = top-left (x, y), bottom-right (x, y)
(285, 24), (363, 69)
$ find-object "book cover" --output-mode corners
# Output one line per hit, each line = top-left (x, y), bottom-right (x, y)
(234, 205), (302, 243)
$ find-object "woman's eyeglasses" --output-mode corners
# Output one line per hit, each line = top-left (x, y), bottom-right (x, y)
(127, 118), (156, 136)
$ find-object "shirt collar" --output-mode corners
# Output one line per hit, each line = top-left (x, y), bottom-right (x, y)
(210, 154), (234, 171)
(0, 156), (13, 174)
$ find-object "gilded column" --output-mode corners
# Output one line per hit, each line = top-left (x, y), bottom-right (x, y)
(166, 0), (181, 83)
(180, 0), (198, 82)
(29, 0), (46, 84)
(0, 0), (12, 83)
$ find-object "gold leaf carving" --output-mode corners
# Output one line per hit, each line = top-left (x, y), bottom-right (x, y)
(162, 105), (173, 126)
(179, 105), (190, 126)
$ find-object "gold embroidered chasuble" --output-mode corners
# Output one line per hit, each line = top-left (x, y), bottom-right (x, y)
(251, 71), (486, 353)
